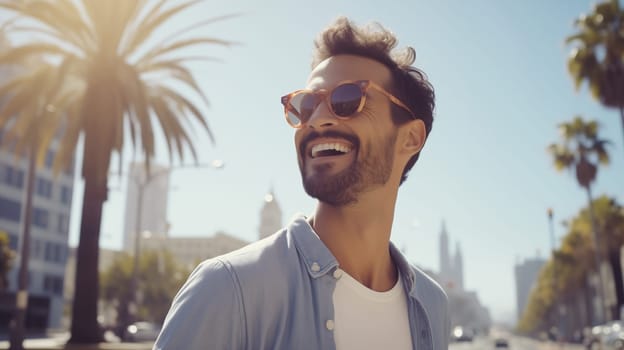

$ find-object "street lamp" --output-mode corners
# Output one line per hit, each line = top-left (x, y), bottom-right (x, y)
(548, 208), (564, 345)
(127, 161), (223, 324)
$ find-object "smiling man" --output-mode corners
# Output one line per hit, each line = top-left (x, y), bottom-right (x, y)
(155, 17), (449, 350)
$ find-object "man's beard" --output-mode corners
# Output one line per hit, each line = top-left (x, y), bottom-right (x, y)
(301, 131), (397, 206)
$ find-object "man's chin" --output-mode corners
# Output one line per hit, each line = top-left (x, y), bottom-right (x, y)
(303, 178), (357, 206)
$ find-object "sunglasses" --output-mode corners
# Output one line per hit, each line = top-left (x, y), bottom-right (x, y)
(280, 80), (416, 128)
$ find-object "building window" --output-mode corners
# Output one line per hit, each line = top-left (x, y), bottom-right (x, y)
(43, 274), (64, 296)
(44, 242), (51, 261)
(54, 244), (61, 262)
(45, 150), (54, 169)
(64, 159), (75, 177)
(32, 208), (49, 229)
(60, 186), (72, 205)
(36, 177), (53, 199)
(57, 213), (68, 235)
(0, 196), (21, 222)
(43, 242), (65, 264)
(3, 166), (24, 189)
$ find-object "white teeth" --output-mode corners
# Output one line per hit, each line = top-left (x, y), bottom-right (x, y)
(311, 143), (352, 158)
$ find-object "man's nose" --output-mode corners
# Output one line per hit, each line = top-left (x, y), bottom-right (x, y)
(306, 101), (337, 129)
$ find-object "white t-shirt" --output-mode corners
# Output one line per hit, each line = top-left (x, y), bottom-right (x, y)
(332, 268), (413, 350)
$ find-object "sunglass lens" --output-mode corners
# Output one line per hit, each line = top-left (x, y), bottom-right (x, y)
(289, 92), (319, 125)
(331, 83), (363, 117)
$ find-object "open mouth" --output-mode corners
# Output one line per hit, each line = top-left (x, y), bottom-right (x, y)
(310, 143), (353, 158)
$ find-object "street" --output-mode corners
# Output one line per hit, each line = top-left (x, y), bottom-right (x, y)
(450, 330), (584, 350)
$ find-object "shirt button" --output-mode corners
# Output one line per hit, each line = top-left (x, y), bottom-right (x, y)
(333, 268), (343, 279)
(311, 262), (320, 272)
(326, 319), (335, 331)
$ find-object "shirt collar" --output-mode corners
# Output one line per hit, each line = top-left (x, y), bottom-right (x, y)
(289, 216), (424, 301)
(289, 216), (338, 278)
(389, 242), (418, 298)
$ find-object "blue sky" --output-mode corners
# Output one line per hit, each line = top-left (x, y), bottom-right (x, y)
(60, 0), (624, 323)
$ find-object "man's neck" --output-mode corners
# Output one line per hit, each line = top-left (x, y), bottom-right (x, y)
(310, 189), (398, 292)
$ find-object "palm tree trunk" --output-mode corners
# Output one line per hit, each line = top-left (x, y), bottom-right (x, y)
(68, 167), (107, 343)
(584, 279), (594, 326)
(586, 185), (610, 321)
(608, 249), (624, 320)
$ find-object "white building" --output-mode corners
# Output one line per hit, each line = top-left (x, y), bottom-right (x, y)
(122, 162), (170, 254)
(0, 35), (74, 329)
(141, 231), (249, 270)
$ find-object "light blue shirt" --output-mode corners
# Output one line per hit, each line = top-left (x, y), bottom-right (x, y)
(155, 217), (450, 350)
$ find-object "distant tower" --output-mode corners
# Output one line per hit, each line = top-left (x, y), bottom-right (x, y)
(439, 221), (465, 291)
(515, 255), (546, 322)
(258, 188), (282, 240)
(122, 162), (170, 253)
(439, 220), (450, 285)
(454, 242), (464, 291)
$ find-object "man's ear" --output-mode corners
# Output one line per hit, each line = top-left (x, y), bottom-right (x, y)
(400, 119), (427, 156)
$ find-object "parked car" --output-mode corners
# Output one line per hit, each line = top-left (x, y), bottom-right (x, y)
(494, 337), (509, 348)
(451, 326), (474, 342)
(123, 322), (161, 342)
(585, 321), (624, 350)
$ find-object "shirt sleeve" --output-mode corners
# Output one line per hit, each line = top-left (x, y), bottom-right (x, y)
(154, 258), (246, 350)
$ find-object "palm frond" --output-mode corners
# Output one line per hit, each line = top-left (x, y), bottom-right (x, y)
(140, 37), (232, 65)
(52, 103), (83, 176)
(156, 85), (214, 144)
(142, 60), (209, 105)
(0, 0), (94, 54)
(0, 43), (72, 65)
(122, 0), (200, 57)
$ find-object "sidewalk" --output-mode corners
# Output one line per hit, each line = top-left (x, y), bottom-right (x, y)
(0, 340), (154, 350)
(0, 332), (154, 350)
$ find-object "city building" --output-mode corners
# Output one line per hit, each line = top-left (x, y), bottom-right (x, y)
(0, 35), (74, 330)
(140, 231), (249, 271)
(258, 188), (282, 240)
(514, 254), (546, 322)
(439, 221), (464, 291)
(437, 220), (491, 331)
(122, 162), (170, 254)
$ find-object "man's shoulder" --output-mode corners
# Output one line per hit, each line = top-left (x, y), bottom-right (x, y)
(193, 226), (297, 285)
(218, 227), (292, 266)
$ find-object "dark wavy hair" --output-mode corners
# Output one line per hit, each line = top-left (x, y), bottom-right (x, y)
(311, 17), (435, 185)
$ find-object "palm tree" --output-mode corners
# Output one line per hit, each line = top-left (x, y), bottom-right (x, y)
(566, 0), (624, 153)
(0, 0), (233, 344)
(548, 116), (612, 320)
(0, 230), (16, 291)
(569, 196), (624, 323)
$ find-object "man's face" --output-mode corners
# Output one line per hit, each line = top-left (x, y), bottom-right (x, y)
(294, 55), (399, 206)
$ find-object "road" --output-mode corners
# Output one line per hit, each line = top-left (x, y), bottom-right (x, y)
(450, 331), (584, 350)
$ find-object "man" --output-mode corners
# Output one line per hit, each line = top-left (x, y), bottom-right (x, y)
(155, 17), (449, 350)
